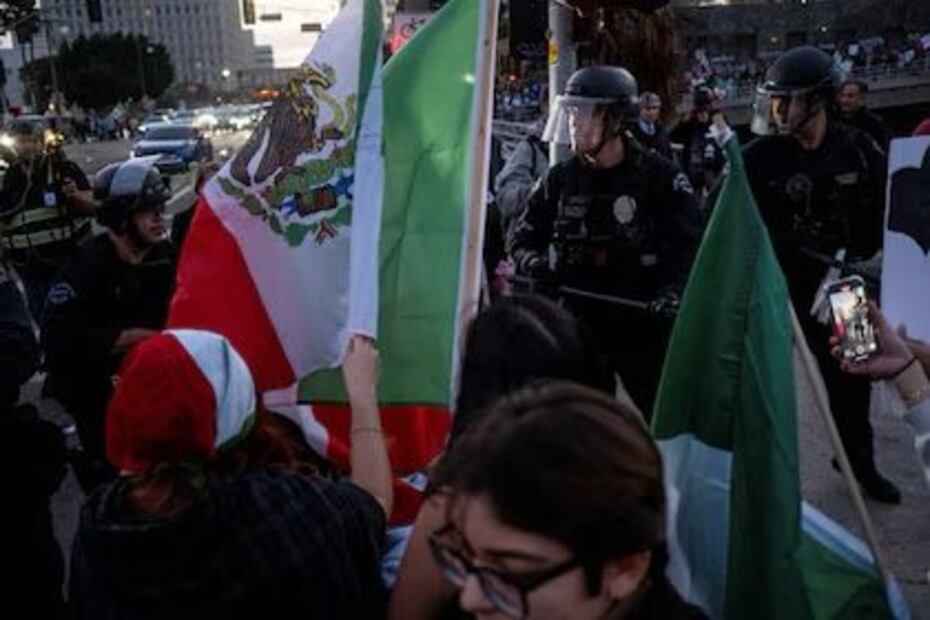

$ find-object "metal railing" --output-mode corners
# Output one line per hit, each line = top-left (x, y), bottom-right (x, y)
(682, 55), (930, 107)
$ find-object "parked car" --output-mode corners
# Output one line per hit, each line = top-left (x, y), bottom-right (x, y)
(131, 123), (213, 173)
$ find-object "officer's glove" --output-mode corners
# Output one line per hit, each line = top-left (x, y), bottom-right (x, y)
(648, 291), (680, 318)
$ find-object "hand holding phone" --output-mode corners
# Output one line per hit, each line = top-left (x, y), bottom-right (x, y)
(825, 276), (878, 362)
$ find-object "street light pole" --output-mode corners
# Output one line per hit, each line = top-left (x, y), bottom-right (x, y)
(42, 19), (61, 111)
(548, 0), (576, 165)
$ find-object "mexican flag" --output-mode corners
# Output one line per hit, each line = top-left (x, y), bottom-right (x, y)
(170, 0), (497, 523)
(652, 135), (911, 619)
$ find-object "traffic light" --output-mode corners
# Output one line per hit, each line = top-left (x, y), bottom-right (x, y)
(86, 0), (103, 23)
(242, 0), (256, 25)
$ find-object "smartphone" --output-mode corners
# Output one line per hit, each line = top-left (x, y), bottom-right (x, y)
(825, 276), (878, 362)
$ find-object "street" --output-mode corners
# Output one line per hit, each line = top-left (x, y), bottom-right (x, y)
(62, 130), (252, 215)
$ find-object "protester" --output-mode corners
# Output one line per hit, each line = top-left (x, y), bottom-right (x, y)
(42, 157), (175, 492)
(69, 331), (391, 618)
(494, 122), (548, 221)
(0, 119), (96, 318)
(733, 46), (899, 502)
(839, 303), (930, 488)
(427, 382), (707, 619)
(508, 65), (703, 416)
(0, 259), (68, 619)
(630, 91), (672, 159)
(389, 294), (619, 619)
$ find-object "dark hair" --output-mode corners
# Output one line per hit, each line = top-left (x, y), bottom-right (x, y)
(125, 407), (316, 520)
(436, 382), (665, 593)
(450, 294), (615, 445)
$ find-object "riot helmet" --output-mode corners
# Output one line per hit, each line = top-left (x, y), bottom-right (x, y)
(752, 46), (839, 136)
(544, 66), (639, 159)
(94, 156), (170, 232)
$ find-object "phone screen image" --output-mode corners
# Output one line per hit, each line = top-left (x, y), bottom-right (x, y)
(827, 285), (877, 361)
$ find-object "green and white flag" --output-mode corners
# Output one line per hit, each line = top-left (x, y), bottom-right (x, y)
(653, 136), (911, 619)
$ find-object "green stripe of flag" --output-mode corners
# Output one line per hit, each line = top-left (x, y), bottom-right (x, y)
(301, 0), (481, 405)
(653, 136), (903, 619)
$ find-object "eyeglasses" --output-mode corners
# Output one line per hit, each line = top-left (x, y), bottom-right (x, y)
(428, 523), (582, 618)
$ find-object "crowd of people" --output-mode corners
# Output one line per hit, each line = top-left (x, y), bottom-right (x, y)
(2, 39), (930, 618)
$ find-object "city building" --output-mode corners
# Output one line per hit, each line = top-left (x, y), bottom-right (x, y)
(39, 0), (253, 90)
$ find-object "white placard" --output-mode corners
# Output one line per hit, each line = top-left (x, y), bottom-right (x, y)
(881, 136), (930, 340)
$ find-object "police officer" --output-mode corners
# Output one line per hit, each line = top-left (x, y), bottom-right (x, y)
(740, 46), (898, 502)
(669, 87), (726, 204)
(0, 120), (96, 319)
(42, 157), (175, 492)
(508, 66), (703, 416)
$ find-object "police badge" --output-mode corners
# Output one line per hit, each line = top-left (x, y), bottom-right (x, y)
(613, 195), (638, 225)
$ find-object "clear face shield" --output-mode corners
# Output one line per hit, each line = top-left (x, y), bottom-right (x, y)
(543, 95), (615, 152)
(751, 86), (817, 137)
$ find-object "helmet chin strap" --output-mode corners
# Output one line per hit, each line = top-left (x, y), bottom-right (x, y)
(778, 94), (821, 138)
(579, 116), (623, 166)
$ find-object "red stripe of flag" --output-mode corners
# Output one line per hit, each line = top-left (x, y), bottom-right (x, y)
(168, 198), (296, 391)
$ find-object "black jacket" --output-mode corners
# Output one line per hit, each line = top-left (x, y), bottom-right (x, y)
(42, 234), (174, 460)
(0, 263), (67, 617)
(839, 108), (890, 153)
(508, 145), (703, 299)
(669, 117), (725, 191)
(631, 121), (673, 160)
(70, 470), (386, 620)
(739, 123), (886, 309)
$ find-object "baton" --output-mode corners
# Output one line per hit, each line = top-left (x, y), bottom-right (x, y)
(507, 274), (670, 314)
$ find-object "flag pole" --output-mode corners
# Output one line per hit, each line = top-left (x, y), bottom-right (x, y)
(451, 0), (500, 404)
(789, 305), (893, 584)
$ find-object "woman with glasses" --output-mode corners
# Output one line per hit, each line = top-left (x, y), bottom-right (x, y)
(426, 382), (706, 620)
(388, 295), (618, 618)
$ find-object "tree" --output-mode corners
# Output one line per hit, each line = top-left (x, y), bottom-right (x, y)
(589, 7), (678, 118)
(564, 1), (679, 120)
(24, 33), (174, 110)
